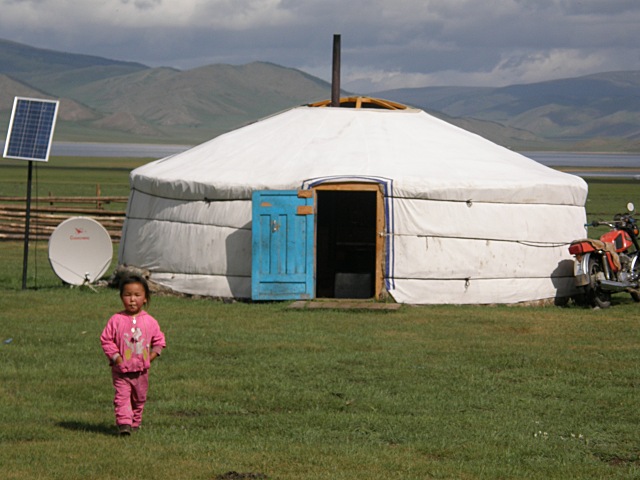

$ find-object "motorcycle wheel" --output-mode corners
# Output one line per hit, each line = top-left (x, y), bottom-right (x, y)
(631, 257), (640, 302)
(587, 257), (611, 309)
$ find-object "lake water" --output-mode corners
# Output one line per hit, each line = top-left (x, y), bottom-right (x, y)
(50, 142), (190, 158)
(523, 152), (640, 178)
(47, 142), (640, 178)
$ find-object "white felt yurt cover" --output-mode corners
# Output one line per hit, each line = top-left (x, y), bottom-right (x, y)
(119, 105), (588, 304)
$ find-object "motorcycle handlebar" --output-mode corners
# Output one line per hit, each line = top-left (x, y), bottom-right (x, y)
(587, 220), (611, 228)
(587, 215), (635, 228)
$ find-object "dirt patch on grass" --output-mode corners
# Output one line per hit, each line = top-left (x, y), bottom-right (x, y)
(215, 472), (268, 480)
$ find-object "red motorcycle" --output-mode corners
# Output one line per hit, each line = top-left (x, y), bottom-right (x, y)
(569, 203), (640, 308)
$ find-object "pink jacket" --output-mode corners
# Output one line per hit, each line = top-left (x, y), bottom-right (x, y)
(100, 311), (166, 373)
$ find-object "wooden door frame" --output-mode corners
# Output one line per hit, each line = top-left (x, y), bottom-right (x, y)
(312, 183), (385, 299)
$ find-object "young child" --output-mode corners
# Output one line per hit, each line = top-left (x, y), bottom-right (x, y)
(100, 274), (166, 435)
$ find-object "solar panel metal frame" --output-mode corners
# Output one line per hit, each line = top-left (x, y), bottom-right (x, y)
(3, 96), (59, 162)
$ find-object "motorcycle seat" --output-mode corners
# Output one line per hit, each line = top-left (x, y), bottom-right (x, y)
(571, 238), (621, 270)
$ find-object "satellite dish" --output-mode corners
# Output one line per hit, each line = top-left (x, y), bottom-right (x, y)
(48, 217), (113, 286)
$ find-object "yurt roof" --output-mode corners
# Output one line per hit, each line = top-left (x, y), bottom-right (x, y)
(130, 98), (587, 205)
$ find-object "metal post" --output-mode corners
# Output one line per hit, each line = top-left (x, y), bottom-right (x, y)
(331, 34), (341, 107)
(21, 160), (33, 290)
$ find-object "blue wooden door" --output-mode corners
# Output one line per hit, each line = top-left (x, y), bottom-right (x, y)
(251, 190), (315, 300)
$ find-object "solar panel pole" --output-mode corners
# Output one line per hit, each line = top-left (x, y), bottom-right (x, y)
(22, 161), (34, 290)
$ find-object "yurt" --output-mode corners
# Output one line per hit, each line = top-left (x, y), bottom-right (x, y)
(119, 97), (588, 304)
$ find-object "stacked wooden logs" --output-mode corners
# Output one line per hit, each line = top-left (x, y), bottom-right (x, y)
(0, 195), (127, 241)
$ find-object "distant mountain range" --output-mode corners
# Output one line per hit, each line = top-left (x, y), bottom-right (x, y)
(1, 38), (639, 151)
(374, 72), (640, 152)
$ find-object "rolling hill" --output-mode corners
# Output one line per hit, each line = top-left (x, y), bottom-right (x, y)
(0, 39), (334, 144)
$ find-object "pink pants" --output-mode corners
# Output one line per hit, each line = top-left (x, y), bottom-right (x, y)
(111, 369), (149, 428)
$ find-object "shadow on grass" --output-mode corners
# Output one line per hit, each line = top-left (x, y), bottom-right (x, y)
(57, 421), (116, 436)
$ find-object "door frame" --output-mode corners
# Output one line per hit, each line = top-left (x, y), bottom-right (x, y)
(312, 182), (386, 299)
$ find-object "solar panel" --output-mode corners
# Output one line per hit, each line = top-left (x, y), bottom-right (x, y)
(3, 97), (59, 162)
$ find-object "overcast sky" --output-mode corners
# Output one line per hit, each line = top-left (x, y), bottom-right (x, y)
(2, 0), (639, 92)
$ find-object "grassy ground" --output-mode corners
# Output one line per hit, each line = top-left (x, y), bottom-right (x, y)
(1, 265), (639, 479)
(0, 156), (148, 199)
(0, 160), (639, 479)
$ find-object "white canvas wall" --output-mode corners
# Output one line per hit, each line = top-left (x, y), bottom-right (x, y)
(119, 106), (588, 304)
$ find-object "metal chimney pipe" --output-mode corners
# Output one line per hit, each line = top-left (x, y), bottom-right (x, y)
(331, 34), (341, 107)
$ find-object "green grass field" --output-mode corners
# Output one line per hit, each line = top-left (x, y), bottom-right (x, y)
(0, 156), (145, 198)
(1, 159), (639, 479)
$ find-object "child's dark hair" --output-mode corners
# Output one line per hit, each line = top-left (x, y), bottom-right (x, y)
(119, 274), (151, 305)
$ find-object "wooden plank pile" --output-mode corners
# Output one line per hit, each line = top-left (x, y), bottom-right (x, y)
(0, 195), (128, 241)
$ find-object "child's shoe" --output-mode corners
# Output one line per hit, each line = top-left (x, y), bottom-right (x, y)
(118, 424), (132, 436)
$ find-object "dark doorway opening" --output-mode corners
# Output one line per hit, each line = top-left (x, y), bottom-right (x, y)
(316, 190), (377, 298)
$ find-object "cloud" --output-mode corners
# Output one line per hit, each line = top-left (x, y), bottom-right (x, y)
(0, 0), (639, 89)
(344, 47), (640, 92)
